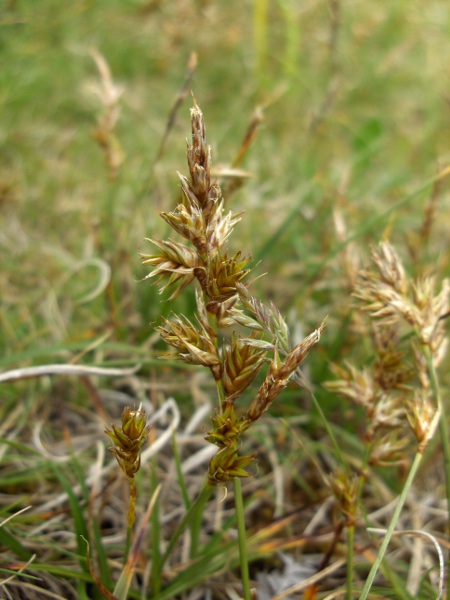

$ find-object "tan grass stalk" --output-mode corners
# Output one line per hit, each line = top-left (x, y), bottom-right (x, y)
(90, 49), (124, 180)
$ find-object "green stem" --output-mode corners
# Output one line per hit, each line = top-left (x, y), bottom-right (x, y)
(423, 346), (450, 600)
(124, 476), (137, 564)
(359, 450), (424, 600)
(346, 523), (355, 600)
(347, 443), (371, 600)
(150, 466), (161, 595)
(307, 386), (349, 475)
(233, 477), (252, 600)
(124, 525), (132, 566)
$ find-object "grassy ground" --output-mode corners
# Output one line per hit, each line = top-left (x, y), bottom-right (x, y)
(1, 1), (450, 599)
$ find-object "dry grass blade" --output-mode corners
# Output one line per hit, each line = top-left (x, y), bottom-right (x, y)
(270, 558), (347, 600)
(368, 527), (445, 600)
(0, 363), (141, 383)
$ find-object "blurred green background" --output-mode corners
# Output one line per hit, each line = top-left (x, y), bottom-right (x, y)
(1, 0), (450, 369)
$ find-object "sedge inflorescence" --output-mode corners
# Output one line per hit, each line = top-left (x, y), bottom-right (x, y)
(105, 406), (149, 526)
(326, 242), (449, 463)
(141, 98), (326, 485)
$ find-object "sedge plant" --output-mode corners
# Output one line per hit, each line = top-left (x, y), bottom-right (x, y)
(326, 242), (449, 599)
(105, 405), (149, 561)
(141, 96), (326, 599)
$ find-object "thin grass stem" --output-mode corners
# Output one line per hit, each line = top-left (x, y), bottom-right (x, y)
(233, 477), (252, 600)
(308, 388), (349, 475)
(423, 345), (450, 600)
(346, 523), (355, 600)
(124, 525), (131, 567)
(358, 450), (423, 600)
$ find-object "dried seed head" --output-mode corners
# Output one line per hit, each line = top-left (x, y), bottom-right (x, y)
(186, 97), (221, 222)
(205, 402), (242, 448)
(105, 406), (149, 478)
(188, 100), (210, 184)
(328, 469), (359, 523)
(355, 243), (450, 363)
(236, 283), (291, 351)
(158, 315), (220, 377)
(355, 276), (417, 326)
(407, 389), (440, 449)
(277, 320), (327, 380)
(205, 252), (253, 304)
(222, 334), (267, 402)
(207, 446), (255, 484)
(90, 50), (124, 180)
(141, 238), (201, 299)
(245, 347), (288, 423)
(411, 276), (450, 351)
(368, 393), (406, 434)
(371, 242), (407, 294)
(324, 363), (377, 410)
(373, 323), (413, 391)
(161, 200), (207, 254)
(215, 294), (240, 328)
(205, 200), (243, 256)
(369, 432), (410, 467)
(245, 320), (326, 424)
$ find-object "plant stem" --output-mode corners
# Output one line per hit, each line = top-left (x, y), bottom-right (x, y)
(423, 346), (450, 600)
(346, 522), (355, 600)
(344, 444), (371, 600)
(308, 386), (349, 475)
(359, 450), (423, 600)
(233, 477), (252, 600)
(124, 476), (137, 564)
(150, 466), (162, 595)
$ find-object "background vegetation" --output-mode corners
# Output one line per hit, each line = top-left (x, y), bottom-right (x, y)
(1, 1), (450, 599)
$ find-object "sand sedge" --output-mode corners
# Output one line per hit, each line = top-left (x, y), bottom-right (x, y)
(326, 241), (449, 600)
(141, 97), (326, 599)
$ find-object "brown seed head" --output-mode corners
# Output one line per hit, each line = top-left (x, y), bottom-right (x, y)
(236, 283), (291, 351)
(207, 446), (255, 484)
(222, 333), (267, 402)
(157, 315), (220, 374)
(324, 363), (377, 410)
(369, 432), (410, 467)
(141, 238), (201, 299)
(407, 389), (440, 449)
(371, 242), (407, 294)
(328, 468), (359, 523)
(187, 99), (214, 212)
(105, 406), (149, 478)
(277, 320), (327, 380)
